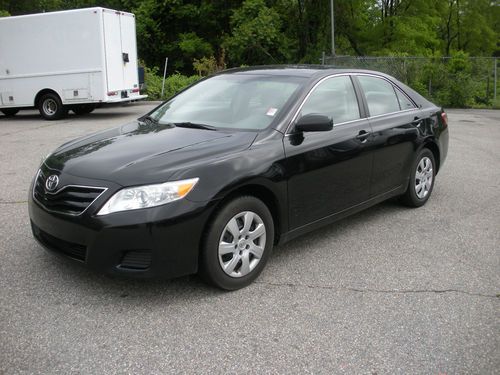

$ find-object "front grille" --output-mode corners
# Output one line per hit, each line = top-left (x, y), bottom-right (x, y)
(32, 222), (87, 262)
(33, 170), (106, 215)
(120, 250), (152, 270)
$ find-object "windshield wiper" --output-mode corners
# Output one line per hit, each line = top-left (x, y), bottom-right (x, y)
(173, 122), (217, 131)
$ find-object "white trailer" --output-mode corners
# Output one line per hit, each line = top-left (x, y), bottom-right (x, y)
(0, 7), (147, 120)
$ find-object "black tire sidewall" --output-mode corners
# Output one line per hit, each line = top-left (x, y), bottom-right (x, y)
(38, 93), (67, 120)
(200, 196), (274, 290)
(406, 148), (436, 207)
(1, 109), (19, 117)
(72, 104), (95, 115)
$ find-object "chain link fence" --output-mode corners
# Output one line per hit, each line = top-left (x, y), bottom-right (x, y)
(322, 55), (498, 108)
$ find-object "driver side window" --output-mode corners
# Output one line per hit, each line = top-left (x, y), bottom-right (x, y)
(300, 76), (361, 124)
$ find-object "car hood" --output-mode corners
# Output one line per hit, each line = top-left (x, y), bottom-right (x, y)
(45, 121), (258, 186)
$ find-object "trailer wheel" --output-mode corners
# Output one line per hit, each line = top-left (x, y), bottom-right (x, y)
(1, 109), (19, 117)
(72, 104), (95, 115)
(38, 93), (67, 120)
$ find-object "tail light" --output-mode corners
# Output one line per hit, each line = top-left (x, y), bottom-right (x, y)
(440, 112), (448, 128)
(107, 91), (118, 96)
(131, 88), (140, 93)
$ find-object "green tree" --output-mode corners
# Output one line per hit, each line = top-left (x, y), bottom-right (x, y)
(223, 0), (293, 66)
(179, 32), (213, 59)
(458, 0), (497, 56)
(0, 0), (498, 79)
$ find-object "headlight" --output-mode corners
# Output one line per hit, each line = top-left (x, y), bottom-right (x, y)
(97, 178), (199, 216)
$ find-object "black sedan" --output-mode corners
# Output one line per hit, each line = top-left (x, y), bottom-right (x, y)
(29, 66), (449, 290)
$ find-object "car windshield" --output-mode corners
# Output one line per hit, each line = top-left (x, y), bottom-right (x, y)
(148, 74), (306, 131)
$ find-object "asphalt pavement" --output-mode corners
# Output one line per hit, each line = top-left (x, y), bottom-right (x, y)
(0, 104), (498, 374)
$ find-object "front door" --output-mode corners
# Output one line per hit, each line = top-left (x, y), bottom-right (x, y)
(284, 75), (373, 230)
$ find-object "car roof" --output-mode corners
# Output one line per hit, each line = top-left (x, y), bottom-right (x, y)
(218, 65), (433, 109)
(219, 65), (392, 79)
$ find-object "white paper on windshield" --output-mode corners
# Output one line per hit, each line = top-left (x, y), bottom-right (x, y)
(266, 107), (278, 117)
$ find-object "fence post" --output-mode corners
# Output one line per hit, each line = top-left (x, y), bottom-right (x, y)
(486, 76), (490, 100)
(403, 59), (406, 82)
(494, 57), (497, 101)
(322, 51), (326, 65)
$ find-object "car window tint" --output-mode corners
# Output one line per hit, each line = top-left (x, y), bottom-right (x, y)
(358, 76), (400, 116)
(395, 88), (415, 110)
(300, 76), (360, 124)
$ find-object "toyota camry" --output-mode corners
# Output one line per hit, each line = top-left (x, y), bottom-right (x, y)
(29, 66), (449, 290)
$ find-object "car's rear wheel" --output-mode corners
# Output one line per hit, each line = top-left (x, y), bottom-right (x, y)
(200, 196), (274, 290)
(401, 148), (436, 207)
(1, 108), (19, 117)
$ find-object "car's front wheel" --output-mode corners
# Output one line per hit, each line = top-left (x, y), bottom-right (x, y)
(401, 148), (436, 207)
(200, 196), (274, 290)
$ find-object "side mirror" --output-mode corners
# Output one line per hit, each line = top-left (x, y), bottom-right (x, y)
(295, 114), (333, 132)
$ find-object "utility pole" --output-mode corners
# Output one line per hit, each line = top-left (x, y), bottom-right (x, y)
(330, 0), (335, 57)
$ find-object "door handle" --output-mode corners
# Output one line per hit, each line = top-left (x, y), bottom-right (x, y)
(356, 130), (370, 142)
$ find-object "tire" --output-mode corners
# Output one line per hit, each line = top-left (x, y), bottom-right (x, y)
(38, 93), (68, 120)
(400, 148), (436, 207)
(199, 196), (274, 290)
(72, 104), (95, 115)
(1, 109), (19, 117)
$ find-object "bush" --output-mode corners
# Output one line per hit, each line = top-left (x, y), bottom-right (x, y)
(142, 64), (199, 101)
(402, 52), (489, 108)
(142, 64), (163, 100)
(162, 73), (200, 99)
(429, 53), (483, 108)
(434, 72), (481, 108)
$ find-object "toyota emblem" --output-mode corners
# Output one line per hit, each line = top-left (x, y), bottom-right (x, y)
(45, 175), (59, 192)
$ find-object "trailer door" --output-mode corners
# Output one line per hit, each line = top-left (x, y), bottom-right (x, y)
(103, 10), (124, 92)
(103, 10), (139, 94)
(120, 13), (139, 90)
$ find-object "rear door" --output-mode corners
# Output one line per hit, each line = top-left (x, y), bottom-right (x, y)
(103, 10), (123, 92)
(102, 10), (138, 93)
(120, 13), (139, 91)
(354, 74), (419, 197)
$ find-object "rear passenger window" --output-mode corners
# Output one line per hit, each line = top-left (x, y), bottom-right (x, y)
(300, 76), (360, 124)
(395, 88), (415, 110)
(357, 76), (400, 116)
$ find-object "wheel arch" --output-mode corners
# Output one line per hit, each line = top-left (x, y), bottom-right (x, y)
(421, 139), (441, 173)
(34, 88), (62, 107)
(204, 183), (284, 245)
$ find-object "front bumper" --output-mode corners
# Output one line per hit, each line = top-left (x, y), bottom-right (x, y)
(28, 183), (215, 279)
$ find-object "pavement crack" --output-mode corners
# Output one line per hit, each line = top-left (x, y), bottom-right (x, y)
(343, 287), (498, 299)
(256, 281), (498, 298)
